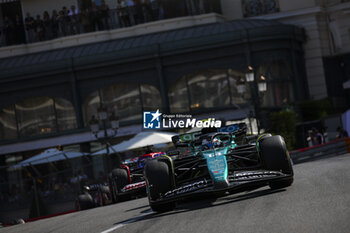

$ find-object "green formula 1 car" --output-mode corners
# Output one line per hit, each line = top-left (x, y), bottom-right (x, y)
(144, 123), (293, 212)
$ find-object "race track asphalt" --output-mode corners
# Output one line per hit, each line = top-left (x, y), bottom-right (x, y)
(2, 153), (350, 233)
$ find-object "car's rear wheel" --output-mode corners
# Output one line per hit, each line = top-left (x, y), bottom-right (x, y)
(144, 159), (175, 212)
(259, 135), (293, 189)
(76, 193), (94, 210)
(109, 168), (129, 202)
(100, 185), (111, 205)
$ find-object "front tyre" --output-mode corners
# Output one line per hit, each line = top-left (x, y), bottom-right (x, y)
(144, 159), (175, 212)
(259, 135), (293, 189)
(109, 168), (129, 203)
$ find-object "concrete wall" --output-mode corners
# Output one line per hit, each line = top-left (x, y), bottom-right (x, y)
(328, 3), (350, 54)
(280, 13), (329, 99)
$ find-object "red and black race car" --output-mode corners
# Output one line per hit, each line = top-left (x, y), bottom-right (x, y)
(107, 152), (166, 203)
(75, 152), (166, 210)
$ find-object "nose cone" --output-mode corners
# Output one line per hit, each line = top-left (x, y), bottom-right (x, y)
(206, 150), (228, 183)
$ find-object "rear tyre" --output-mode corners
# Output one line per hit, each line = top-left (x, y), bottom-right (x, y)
(109, 168), (129, 203)
(144, 159), (175, 212)
(100, 185), (111, 205)
(76, 193), (94, 210)
(259, 135), (294, 189)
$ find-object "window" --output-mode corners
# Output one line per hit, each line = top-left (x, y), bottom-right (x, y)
(228, 69), (251, 105)
(169, 77), (190, 113)
(0, 105), (17, 140)
(0, 97), (77, 141)
(169, 69), (250, 113)
(83, 91), (101, 126)
(187, 71), (231, 109)
(55, 98), (78, 131)
(256, 60), (294, 107)
(16, 97), (56, 137)
(83, 83), (162, 124)
(242, 0), (279, 17)
(101, 84), (142, 121)
(140, 84), (162, 111)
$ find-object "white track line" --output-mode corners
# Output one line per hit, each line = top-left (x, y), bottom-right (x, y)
(100, 210), (153, 233)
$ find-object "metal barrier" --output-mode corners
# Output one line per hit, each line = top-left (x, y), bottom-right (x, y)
(290, 138), (350, 164)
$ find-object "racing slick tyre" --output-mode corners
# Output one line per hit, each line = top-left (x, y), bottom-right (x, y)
(259, 135), (294, 190)
(144, 159), (175, 212)
(110, 168), (129, 203)
(100, 185), (111, 205)
(76, 193), (94, 210)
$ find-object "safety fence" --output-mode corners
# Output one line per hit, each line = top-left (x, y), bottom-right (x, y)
(290, 138), (350, 164)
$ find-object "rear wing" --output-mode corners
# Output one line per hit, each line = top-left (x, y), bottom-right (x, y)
(172, 123), (247, 147)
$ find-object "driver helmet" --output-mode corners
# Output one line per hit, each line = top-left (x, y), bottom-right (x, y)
(212, 138), (221, 147)
(201, 138), (222, 148)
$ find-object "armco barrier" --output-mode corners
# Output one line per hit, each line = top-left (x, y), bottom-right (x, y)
(290, 138), (350, 164)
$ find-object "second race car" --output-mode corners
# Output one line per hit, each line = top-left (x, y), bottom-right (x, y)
(108, 151), (165, 202)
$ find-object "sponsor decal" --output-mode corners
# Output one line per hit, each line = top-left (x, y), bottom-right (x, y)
(143, 109), (222, 130)
(179, 132), (201, 142)
(231, 171), (281, 181)
(122, 181), (147, 192)
(164, 179), (208, 197)
(218, 124), (239, 133)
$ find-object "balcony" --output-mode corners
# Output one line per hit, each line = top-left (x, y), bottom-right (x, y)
(242, 0), (280, 17)
(0, 0), (222, 55)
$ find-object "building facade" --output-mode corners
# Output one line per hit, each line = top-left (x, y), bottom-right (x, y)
(0, 0), (349, 160)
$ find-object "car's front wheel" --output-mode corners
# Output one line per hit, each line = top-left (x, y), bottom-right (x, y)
(259, 135), (294, 189)
(144, 159), (175, 212)
(109, 168), (129, 203)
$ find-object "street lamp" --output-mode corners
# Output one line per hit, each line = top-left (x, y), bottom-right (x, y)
(236, 77), (246, 95)
(110, 112), (120, 130)
(245, 66), (255, 82)
(244, 66), (267, 134)
(258, 75), (267, 92)
(97, 106), (108, 121)
(89, 115), (100, 135)
(89, 106), (119, 155)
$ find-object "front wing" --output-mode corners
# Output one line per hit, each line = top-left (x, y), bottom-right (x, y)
(119, 181), (147, 195)
(150, 170), (292, 204)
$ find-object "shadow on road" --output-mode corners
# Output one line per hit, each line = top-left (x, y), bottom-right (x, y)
(125, 204), (150, 212)
(114, 187), (286, 226)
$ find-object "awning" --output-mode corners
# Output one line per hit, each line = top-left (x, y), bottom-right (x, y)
(13, 148), (89, 168)
(93, 131), (177, 155)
